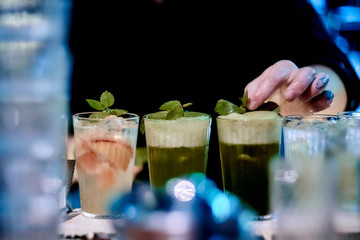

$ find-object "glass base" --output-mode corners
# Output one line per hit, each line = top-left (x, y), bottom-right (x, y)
(81, 210), (123, 219)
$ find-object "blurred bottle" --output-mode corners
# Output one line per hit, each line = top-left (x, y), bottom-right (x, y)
(0, 0), (72, 239)
(110, 174), (257, 240)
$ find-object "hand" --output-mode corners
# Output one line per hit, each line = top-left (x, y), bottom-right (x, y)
(245, 60), (334, 116)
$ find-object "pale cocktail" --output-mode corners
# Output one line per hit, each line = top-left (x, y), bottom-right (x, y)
(73, 113), (139, 218)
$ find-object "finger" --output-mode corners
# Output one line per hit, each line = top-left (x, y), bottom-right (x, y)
(284, 67), (316, 101)
(246, 60), (297, 109)
(299, 73), (329, 102)
(308, 90), (334, 112)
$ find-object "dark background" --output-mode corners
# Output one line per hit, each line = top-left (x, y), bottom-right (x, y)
(68, 0), (360, 187)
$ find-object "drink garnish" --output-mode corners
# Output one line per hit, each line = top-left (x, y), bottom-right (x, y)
(215, 90), (279, 116)
(140, 100), (194, 134)
(86, 90), (128, 119)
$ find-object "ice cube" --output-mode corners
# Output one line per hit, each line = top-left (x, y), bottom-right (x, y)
(103, 116), (128, 132)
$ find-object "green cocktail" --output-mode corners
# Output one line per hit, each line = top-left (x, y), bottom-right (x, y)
(144, 113), (211, 188)
(147, 146), (207, 187)
(219, 142), (280, 216)
(217, 111), (281, 219)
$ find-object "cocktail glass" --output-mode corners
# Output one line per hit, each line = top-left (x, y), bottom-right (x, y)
(275, 114), (346, 238)
(73, 112), (139, 218)
(217, 111), (282, 220)
(336, 112), (360, 232)
(144, 113), (211, 189)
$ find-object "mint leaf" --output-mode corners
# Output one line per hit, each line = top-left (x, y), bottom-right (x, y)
(240, 90), (248, 109)
(166, 105), (184, 120)
(110, 109), (128, 116)
(214, 99), (245, 115)
(140, 100), (195, 134)
(159, 100), (182, 111)
(100, 91), (115, 108)
(89, 112), (110, 119)
(215, 90), (280, 116)
(86, 91), (127, 119)
(140, 121), (145, 135)
(86, 99), (106, 111)
(184, 111), (204, 117)
(140, 111), (167, 134)
(145, 111), (168, 119)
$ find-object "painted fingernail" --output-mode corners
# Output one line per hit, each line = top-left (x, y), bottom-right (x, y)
(324, 90), (334, 103)
(284, 89), (295, 100)
(315, 76), (329, 89)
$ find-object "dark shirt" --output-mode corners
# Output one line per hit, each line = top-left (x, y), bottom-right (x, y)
(69, 0), (360, 187)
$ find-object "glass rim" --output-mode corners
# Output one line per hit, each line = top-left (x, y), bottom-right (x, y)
(283, 114), (342, 129)
(73, 112), (139, 121)
(216, 114), (282, 122)
(338, 111), (360, 116)
(143, 112), (211, 122)
(283, 113), (340, 120)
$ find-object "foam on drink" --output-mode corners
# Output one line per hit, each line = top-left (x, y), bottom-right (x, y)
(217, 111), (281, 145)
(145, 114), (211, 148)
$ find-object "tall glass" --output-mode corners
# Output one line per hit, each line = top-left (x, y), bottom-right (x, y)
(270, 156), (337, 240)
(277, 114), (345, 239)
(217, 111), (282, 220)
(337, 112), (360, 233)
(144, 114), (211, 188)
(73, 113), (139, 218)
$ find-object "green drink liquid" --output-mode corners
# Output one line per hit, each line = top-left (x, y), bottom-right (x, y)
(219, 142), (279, 217)
(147, 146), (208, 188)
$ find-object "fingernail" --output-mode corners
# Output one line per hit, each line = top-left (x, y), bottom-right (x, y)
(315, 76), (329, 89)
(324, 90), (334, 103)
(247, 99), (257, 109)
(311, 71), (317, 80)
(285, 89), (295, 100)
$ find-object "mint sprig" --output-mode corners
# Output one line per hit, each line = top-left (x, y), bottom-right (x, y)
(86, 91), (128, 119)
(140, 100), (193, 134)
(215, 90), (279, 116)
